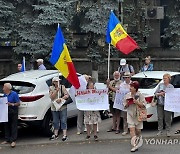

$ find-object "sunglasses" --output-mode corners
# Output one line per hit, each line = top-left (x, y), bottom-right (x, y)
(124, 77), (130, 78)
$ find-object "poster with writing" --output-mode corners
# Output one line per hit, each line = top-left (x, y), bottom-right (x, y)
(165, 88), (180, 112)
(75, 89), (109, 111)
(0, 97), (8, 122)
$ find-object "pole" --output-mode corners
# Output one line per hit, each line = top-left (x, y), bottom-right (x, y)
(107, 43), (111, 79)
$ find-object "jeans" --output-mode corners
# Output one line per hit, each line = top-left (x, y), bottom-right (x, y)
(52, 108), (67, 130)
(4, 111), (18, 142)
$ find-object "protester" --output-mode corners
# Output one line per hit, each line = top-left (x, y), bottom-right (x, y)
(1, 83), (20, 148)
(140, 56), (153, 72)
(107, 71), (122, 134)
(118, 59), (135, 80)
(49, 77), (69, 141)
(17, 64), (22, 72)
(76, 74), (90, 135)
(36, 59), (46, 70)
(84, 81), (101, 141)
(124, 81), (146, 152)
(155, 73), (174, 137)
(118, 72), (132, 136)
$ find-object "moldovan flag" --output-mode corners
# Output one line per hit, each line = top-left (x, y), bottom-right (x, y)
(106, 11), (139, 55)
(50, 25), (80, 89)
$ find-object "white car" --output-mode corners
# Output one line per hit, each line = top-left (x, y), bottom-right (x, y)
(131, 71), (180, 122)
(0, 70), (80, 135)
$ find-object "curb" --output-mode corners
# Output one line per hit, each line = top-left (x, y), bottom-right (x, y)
(1, 134), (180, 148)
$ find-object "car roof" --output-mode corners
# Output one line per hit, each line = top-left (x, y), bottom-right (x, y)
(0, 70), (60, 82)
(132, 71), (180, 79)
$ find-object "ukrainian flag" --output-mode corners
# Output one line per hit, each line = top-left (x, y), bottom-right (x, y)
(50, 26), (80, 89)
(106, 11), (139, 55)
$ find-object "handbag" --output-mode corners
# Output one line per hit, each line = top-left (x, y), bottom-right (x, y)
(136, 105), (147, 122)
(151, 96), (157, 107)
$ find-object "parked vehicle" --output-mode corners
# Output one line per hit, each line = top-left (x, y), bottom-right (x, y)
(131, 71), (180, 122)
(0, 70), (80, 135)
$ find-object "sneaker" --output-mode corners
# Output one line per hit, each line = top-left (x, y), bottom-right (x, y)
(131, 146), (138, 152)
(115, 130), (120, 134)
(84, 128), (87, 132)
(122, 132), (128, 136)
(157, 131), (163, 136)
(1, 141), (9, 144)
(77, 132), (81, 135)
(166, 131), (171, 137)
(62, 136), (68, 142)
(11, 142), (16, 148)
(86, 136), (90, 140)
(94, 135), (98, 141)
(49, 134), (58, 140)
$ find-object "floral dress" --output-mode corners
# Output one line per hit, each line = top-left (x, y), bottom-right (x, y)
(84, 111), (101, 125)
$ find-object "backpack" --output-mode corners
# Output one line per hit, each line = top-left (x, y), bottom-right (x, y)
(118, 64), (133, 73)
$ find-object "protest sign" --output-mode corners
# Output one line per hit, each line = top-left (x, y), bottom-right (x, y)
(0, 97), (8, 122)
(164, 88), (180, 112)
(113, 88), (129, 111)
(75, 89), (109, 111)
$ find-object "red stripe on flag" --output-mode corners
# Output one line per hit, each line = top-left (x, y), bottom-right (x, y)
(116, 35), (139, 55)
(67, 62), (80, 89)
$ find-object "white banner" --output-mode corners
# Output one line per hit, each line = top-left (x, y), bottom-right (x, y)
(113, 88), (129, 111)
(165, 88), (180, 112)
(75, 89), (109, 111)
(0, 97), (8, 122)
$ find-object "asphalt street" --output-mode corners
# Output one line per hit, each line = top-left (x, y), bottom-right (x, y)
(0, 117), (180, 154)
(1, 139), (180, 154)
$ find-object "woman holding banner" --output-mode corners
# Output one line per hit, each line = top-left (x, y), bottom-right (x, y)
(155, 73), (174, 137)
(84, 81), (101, 141)
(124, 81), (146, 152)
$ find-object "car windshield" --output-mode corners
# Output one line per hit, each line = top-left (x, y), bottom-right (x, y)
(131, 78), (161, 89)
(0, 81), (35, 94)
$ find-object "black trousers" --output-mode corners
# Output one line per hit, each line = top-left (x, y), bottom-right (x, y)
(4, 111), (18, 142)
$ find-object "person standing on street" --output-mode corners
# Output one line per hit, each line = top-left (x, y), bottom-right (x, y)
(124, 81), (146, 152)
(1, 83), (20, 148)
(107, 71), (122, 133)
(140, 56), (153, 72)
(155, 73), (174, 137)
(49, 77), (69, 141)
(36, 59), (46, 70)
(118, 59), (135, 80)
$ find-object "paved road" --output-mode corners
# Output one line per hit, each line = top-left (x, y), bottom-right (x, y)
(1, 139), (180, 154)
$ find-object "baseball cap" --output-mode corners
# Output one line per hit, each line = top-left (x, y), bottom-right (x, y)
(52, 77), (60, 82)
(120, 59), (126, 66)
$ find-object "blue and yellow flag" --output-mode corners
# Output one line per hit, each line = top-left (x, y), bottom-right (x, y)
(50, 26), (80, 89)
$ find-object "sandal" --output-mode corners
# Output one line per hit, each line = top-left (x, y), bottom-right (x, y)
(174, 130), (180, 134)
(107, 128), (116, 132)
(115, 130), (120, 134)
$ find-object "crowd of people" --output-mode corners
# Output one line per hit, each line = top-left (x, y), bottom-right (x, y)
(1, 56), (179, 152)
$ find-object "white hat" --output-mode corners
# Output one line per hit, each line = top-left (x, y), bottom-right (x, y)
(36, 59), (44, 63)
(120, 59), (126, 66)
(123, 72), (131, 77)
(52, 77), (60, 82)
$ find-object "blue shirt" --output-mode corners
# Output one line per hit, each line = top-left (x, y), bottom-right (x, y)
(4, 91), (20, 112)
(38, 64), (46, 70)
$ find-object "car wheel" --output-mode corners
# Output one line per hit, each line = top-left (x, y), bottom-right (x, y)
(42, 111), (54, 136)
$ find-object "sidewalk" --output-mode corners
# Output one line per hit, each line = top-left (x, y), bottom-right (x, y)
(1, 118), (180, 147)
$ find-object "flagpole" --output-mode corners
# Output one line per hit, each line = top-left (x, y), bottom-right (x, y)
(107, 43), (111, 79)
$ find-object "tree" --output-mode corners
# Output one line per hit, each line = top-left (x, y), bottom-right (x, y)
(163, 0), (180, 50)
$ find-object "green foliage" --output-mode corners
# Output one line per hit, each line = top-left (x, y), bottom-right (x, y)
(163, 0), (180, 50)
